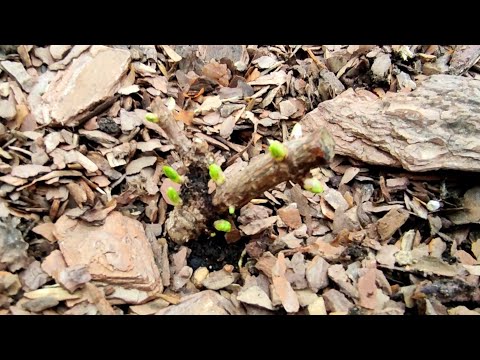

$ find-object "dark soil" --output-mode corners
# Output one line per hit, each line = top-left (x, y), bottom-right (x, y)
(186, 234), (248, 271)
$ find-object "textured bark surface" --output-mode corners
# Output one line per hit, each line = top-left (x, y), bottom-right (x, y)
(448, 45), (480, 75)
(150, 98), (192, 158)
(152, 100), (335, 244)
(164, 129), (334, 244)
(213, 128), (335, 211)
(54, 212), (162, 293)
(300, 74), (480, 172)
(28, 45), (130, 127)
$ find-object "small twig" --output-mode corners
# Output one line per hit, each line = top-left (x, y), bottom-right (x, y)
(150, 97), (192, 158)
(81, 175), (106, 195)
(213, 127), (335, 211)
(307, 48), (327, 70)
(8, 146), (32, 157)
(1, 138), (16, 149)
(110, 174), (126, 189)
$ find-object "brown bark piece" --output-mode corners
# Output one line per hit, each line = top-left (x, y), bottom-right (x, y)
(376, 245), (399, 267)
(22, 297), (58, 313)
(201, 269), (236, 290)
(150, 97), (192, 158)
(19, 261), (50, 291)
(300, 75), (480, 172)
(307, 296), (327, 315)
(323, 289), (354, 313)
(66, 182), (87, 208)
(125, 156), (157, 175)
(0, 217), (29, 272)
(30, 45), (130, 126)
(455, 250), (477, 266)
(327, 264), (359, 299)
(254, 252), (277, 279)
(237, 203), (272, 224)
(448, 45), (480, 75)
(278, 206), (302, 229)
(358, 268), (377, 310)
(377, 208), (410, 241)
(213, 128), (334, 211)
(58, 265), (92, 293)
(54, 211), (162, 292)
(0, 271), (21, 296)
(237, 285), (274, 310)
(0, 175), (27, 186)
(11, 165), (50, 178)
(41, 250), (67, 281)
(129, 298), (170, 315)
(50, 45), (72, 60)
(306, 255), (330, 292)
(448, 187), (480, 225)
(0, 60), (36, 92)
(83, 283), (116, 315)
(156, 290), (230, 315)
(239, 216), (278, 236)
(272, 275), (300, 313)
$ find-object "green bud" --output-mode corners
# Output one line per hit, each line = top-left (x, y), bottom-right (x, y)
(166, 187), (182, 206)
(146, 113), (159, 123)
(268, 140), (288, 161)
(214, 219), (231, 233)
(163, 166), (183, 184)
(209, 164), (226, 185)
(228, 206), (235, 215)
(210, 232), (217, 237)
(303, 178), (324, 194)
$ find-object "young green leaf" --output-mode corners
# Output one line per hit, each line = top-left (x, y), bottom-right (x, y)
(268, 140), (288, 161)
(145, 113), (159, 123)
(214, 219), (231, 233)
(163, 166), (183, 184)
(228, 205), (235, 215)
(303, 178), (324, 194)
(166, 187), (183, 206)
(209, 164), (226, 185)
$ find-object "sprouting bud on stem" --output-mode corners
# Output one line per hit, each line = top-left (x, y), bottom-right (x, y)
(214, 219), (231, 233)
(166, 187), (183, 206)
(228, 206), (235, 215)
(145, 113), (159, 123)
(303, 178), (324, 194)
(209, 164), (226, 185)
(268, 140), (288, 161)
(163, 166), (183, 184)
